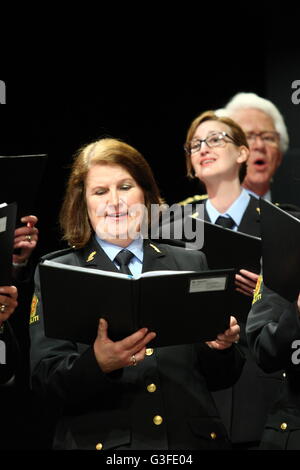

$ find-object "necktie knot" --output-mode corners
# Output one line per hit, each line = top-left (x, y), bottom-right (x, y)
(114, 249), (134, 274)
(215, 215), (235, 229)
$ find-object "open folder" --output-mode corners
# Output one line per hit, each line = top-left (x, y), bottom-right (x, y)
(0, 202), (17, 286)
(157, 214), (262, 320)
(158, 213), (261, 272)
(260, 199), (300, 302)
(0, 154), (47, 219)
(39, 260), (236, 347)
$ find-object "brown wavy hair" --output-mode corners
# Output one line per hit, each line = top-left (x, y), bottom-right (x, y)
(184, 110), (249, 183)
(59, 138), (163, 248)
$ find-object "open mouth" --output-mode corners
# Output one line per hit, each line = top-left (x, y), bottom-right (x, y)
(200, 158), (216, 166)
(253, 158), (268, 169)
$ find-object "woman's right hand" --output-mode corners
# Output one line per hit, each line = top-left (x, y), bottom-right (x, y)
(0, 286), (18, 327)
(235, 269), (259, 297)
(93, 318), (156, 373)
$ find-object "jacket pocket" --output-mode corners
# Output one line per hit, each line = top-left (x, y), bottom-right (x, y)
(55, 411), (131, 450)
(188, 416), (230, 450)
(261, 412), (300, 450)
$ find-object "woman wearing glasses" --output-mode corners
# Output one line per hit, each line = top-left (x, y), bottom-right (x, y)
(180, 110), (283, 450)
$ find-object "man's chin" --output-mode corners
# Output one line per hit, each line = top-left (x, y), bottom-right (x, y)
(248, 171), (271, 184)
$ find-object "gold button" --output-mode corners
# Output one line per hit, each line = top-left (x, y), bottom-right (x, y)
(210, 432), (217, 439)
(95, 442), (103, 450)
(280, 422), (288, 430)
(147, 383), (157, 393)
(153, 415), (163, 425)
(145, 348), (154, 356)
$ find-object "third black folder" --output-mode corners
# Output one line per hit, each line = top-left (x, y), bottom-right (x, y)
(260, 199), (300, 302)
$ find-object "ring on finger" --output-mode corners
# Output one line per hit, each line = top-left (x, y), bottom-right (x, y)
(131, 354), (137, 366)
(0, 304), (6, 313)
(25, 235), (32, 242)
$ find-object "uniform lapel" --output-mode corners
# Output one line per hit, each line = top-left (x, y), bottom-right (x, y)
(79, 238), (120, 272)
(238, 196), (261, 237)
(142, 240), (178, 273)
(77, 238), (181, 274)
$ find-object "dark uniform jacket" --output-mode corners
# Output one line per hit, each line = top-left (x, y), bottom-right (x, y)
(29, 238), (244, 451)
(0, 260), (43, 451)
(177, 194), (284, 445)
(246, 281), (300, 450)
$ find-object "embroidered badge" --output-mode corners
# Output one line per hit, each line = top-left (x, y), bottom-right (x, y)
(252, 274), (263, 304)
(29, 294), (39, 324)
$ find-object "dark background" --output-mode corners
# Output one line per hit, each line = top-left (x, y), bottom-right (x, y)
(1, 12), (299, 257)
(0, 9), (299, 452)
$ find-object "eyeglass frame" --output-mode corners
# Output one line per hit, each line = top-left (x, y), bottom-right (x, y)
(245, 131), (280, 147)
(184, 131), (237, 155)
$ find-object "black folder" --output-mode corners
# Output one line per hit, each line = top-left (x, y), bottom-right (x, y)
(39, 261), (236, 347)
(157, 212), (261, 272)
(260, 199), (300, 302)
(0, 202), (17, 285)
(157, 213), (262, 321)
(190, 217), (261, 273)
(0, 154), (47, 219)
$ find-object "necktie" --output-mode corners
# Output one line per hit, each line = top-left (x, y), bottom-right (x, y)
(114, 249), (134, 275)
(215, 215), (235, 230)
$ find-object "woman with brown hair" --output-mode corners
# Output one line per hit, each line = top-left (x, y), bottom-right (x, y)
(29, 137), (242, 451)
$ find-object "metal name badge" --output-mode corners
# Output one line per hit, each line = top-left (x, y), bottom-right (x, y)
(189, 276), (227, 293)
(0, 216), (7, 233)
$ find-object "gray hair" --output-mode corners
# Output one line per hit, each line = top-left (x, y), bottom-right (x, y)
(216, 92), (289, 153)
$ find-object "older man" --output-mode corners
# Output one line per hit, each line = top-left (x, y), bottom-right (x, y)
(218, 92), (289, 202)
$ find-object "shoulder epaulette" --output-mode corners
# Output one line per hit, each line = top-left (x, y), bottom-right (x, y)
(275, 202), (300, 212)
(40, 246), (75, 262)
(178, 194), (208, 206)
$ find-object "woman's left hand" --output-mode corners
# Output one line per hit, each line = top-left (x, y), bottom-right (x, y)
(206, 316), (240, 350)
(235, 269), (259, 297)
(13, 215), (39, 264)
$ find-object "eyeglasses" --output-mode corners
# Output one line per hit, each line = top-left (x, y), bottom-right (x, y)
(185, 132), (236, 155)
(245, 131), (280, 147)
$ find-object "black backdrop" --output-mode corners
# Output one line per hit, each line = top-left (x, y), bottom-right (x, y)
(0, 8), (299, 453)
(1, 12), (299, 256)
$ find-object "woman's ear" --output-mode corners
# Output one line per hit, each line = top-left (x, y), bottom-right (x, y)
(237, 146), (249, 164)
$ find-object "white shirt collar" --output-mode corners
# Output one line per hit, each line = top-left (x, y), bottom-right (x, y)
(206, 188), (250, 228)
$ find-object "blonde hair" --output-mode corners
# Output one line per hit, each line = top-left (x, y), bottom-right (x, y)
(184, 110), (249, 182)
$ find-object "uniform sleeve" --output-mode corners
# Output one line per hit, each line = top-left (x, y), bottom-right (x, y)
(246, 277), (300, 373)
(30, 266), (124, 407)
(196, 342), (245, 391)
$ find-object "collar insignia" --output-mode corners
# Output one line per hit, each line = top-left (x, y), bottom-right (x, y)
(149, 243), (161, 253)
(86, 251), (97, 262)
